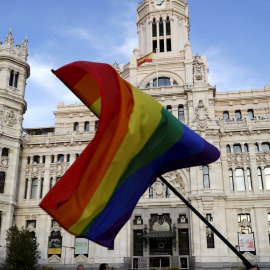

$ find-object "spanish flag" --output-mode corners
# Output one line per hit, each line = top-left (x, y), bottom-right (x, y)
(40, 61), (220, 248)
(137, 50), (154, 67)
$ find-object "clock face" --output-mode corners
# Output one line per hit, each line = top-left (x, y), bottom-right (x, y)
(155, 0), (166, 9)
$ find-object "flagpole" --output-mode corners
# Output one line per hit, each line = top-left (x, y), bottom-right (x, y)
(155, 48), (159, 88)
(158, 174), (254, 270)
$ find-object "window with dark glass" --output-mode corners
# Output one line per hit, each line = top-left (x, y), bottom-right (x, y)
(2, 148), (9, 157)
(166, 17), (171, 35)
(133, 230), (143, 256)
(223, 111), (229, 121)
(95, 120), (99, 131)
(30, 178), (38, 199)
(247, 109), (254, 119)
(178, 229), (189, 255)
(166, 105), (172, 114)
(235, 168), (245, 191)
(235, 110), (242, 120)
(84, 121), (89, 132)
(58, 154), (64, 162)
(173, 80), (178, 86)
(229, 169), (234, 191)
(203, 166), (210, 188)
(40, 178), (44, 198)
(24, 179), (28, 199)
(265, 167), (270, 190)
(27, 156), (30, 164)
(247, 168), (253, 190)
(67, 154), (70, 162)
(9, 70), (14, 86)
(206, 227), (215, 248)
(255, 143), (259, 152)
(152, 19), (157, 37)
(178, 105), (185, 121)
(226, 145), (231, 154)
(166, 39), (171, 52)
(159, 18), (164, 36)
(74, 122), (79, 132)
(159, 39), (164, 52)
(42, 155), (46, 163)
(153, 40), (157, 51)
(262, 142), (270, 152)
(51, 155), (54, 163)
(233, 144), (242, 153)
(14, 73), (18, 88)
(244, 143), (249, 152)
(26, 220), (36, 228)
(50, 177), (53, 189)
(258, 167), (263, 190)
(0, 171), (5, 193)
(33, 155), (40, 164)
(153, 77), (170, 87)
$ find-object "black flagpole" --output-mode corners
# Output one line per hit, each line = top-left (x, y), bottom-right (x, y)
(158, 175), (254, 270)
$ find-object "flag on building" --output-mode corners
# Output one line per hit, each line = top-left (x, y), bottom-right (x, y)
(40, 61), (220, 248)
(137, 50), (155, 67)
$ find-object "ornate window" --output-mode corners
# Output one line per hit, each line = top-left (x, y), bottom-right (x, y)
(203, 165), (210, 188)
(247, 109), (254, 119)
(235, 168), (245, 191)
(265, 167), (270, 190)
(30, 178), (38, 199)
(84, 121), (89, 132)
(74, 122), (79, 132)
(235, 110), (242, 120)
(178, 105), (185, 121)
(2, 148), (9, 157)
(223, 111), (229, 121)
(166, 105), (172, 114)
(258, 167), (263, 190)
(262, 142), (270, 152)
(14, 72), (18, 88)
(149, 180), (170, 198)
(0, 171), (5, 193)
(238, 213), (252, 233)
(247, 168), (253, 190)
(9, 70), (19, 88)
(226, 145), (231, 154)
(233, 144), (242, 153)
(229, 169), (234, 191)
(48, 230), (62, 258)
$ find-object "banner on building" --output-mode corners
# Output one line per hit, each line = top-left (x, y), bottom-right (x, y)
(75, 237), (89, 256)
(238, 233), (255, 252)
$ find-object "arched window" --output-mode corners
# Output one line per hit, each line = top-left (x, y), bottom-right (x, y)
(203, 166), (210, 188)
(235, 110), (242, 120)
(226, 145), (231, 154)
(244, 143), (249, 152)
(0, 172), (5, 193)
(166, 105), (172, 114)
(14, 73), (19, 88)
(178, 105), (185, 121)
(233, 144), (242, 153)
(9, 70), (14, 86)
(258, 167), (263, 190)
(74, 122), (79, 132)
(166, 17), (171, 35)
(84, 121), (89, 132)
(159, 18), (164, 36)
(247, 168), (253, 190)
(255, 143), (259, 152)
(229, 169), (234, 191)
(247, 109), (254, 119)
(223, 111), (229, 121)
(152, 19), (157, 37)
(265, 167), (270, 190)
(153, 77), (170, 87)
(235, 168), (245, 191)
(30, 178), (38, 199)
(262, 142), (270, 152)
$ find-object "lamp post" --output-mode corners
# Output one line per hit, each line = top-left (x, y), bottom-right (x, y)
(62, 246), (75, 269)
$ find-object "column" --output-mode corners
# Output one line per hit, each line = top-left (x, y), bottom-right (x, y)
(249, 142), (260, 193)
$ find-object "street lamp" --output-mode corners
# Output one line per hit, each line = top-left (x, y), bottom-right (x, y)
(62, 246), (75, 269)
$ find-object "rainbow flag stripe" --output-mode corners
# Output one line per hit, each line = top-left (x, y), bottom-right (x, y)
(40, 61), (220, 248)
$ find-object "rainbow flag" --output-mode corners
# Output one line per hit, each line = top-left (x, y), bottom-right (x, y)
(137, 50), (154, 67)
(40, 61), (220, 248)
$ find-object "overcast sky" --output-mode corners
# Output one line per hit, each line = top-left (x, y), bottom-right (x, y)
(1, 0), (269, 128)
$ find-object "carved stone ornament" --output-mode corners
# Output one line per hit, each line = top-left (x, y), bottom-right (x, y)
(193, 54), (205, 82)
(1, 157), (8, 167)
(4, 109), (17, 126)
(75, 254), (88, 264)
(48, 254), (61, 264)
(238, 219), (251, 228)
(163, 170), (187, 196)
(50, 224), (62, 232)
(153, 179), (166, 198)
(149, 214), (171, 231)
(195, 100), (211, 128)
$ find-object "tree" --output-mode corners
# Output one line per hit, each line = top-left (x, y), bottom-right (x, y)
(3, 225), (41, 270)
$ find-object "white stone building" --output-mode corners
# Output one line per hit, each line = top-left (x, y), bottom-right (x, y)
(0, 0), (270, 269)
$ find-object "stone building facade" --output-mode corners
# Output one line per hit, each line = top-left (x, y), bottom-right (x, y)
(0, 0), (270, 269)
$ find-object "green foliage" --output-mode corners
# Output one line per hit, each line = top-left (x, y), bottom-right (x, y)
(40, 266), (55, 270)
(2, 225), (41, 270)
(166, 266), (181, 270)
